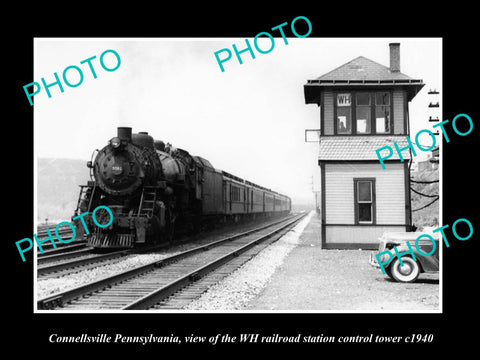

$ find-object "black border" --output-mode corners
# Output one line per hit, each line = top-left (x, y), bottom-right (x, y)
(7, 4), (479, 355)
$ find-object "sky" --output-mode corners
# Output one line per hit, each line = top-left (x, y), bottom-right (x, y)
(34, 37), (442, 206)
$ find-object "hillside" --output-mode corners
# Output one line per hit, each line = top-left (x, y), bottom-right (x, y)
(37, 158), (90, 223)
(410, 167), (439, 229)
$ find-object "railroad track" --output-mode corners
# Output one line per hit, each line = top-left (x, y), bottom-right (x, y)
(35, 227), (78, 252)
(38, 247), (94, 265)
(37, 242), (89, 258)
(37, 215), (298, 277)
(37, 213), (307, 310)
(37, 247), (140, 278)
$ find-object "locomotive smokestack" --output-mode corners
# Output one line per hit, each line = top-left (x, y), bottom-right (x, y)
(117, 127), (132, 142)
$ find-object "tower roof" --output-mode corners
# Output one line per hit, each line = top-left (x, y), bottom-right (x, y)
(304, 56), (424, 104)
(313, 56), (415, 82)
(317, 136), (411, 161)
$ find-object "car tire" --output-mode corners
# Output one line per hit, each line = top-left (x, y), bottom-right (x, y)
(390, 257), (420, 283)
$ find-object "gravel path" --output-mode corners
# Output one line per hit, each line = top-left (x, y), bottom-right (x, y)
(247, 248), (439, 311)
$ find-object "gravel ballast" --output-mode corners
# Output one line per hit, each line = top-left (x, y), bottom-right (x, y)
(36, 215), (297, 300)
(36, 253), (177, 299)
(185, 212), (314, 310)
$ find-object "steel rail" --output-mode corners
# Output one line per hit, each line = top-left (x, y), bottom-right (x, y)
(37, 247), (93, 265)
(37, 248), (132, 276)
(123, 213), (307, 310)
(35, 227), (73, 239)
(37, 242), (88, 258)
(38, 215), (295, 277)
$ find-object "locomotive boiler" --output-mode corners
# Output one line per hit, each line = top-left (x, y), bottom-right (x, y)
(74, 127), (291, 248)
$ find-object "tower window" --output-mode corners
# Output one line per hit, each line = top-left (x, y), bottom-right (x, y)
(354, 178), (376, 224)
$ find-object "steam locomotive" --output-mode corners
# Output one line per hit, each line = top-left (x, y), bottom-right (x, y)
(74, 127), (291, 248)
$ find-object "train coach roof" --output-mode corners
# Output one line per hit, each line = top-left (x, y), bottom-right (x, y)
(222, 171), (290, 199)
(222, 171), (244, 183)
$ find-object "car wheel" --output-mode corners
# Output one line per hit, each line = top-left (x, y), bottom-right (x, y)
(390, 257), (420, 283)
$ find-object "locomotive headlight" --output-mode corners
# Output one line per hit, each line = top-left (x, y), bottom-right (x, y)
(110, 137), (121, 148)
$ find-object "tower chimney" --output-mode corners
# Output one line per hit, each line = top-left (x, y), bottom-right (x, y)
(389, 43), (400, 72)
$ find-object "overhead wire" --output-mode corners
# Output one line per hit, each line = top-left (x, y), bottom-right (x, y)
(410, 186), (438, 198)
(410, 178), (439, 184)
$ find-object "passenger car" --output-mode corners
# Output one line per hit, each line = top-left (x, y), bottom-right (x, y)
(369, 231), (440, 283)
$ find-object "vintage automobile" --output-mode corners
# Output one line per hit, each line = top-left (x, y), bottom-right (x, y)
(369, 231), (440, 283)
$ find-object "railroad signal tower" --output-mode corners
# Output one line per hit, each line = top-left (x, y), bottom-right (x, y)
(303, 43), (425, 249)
